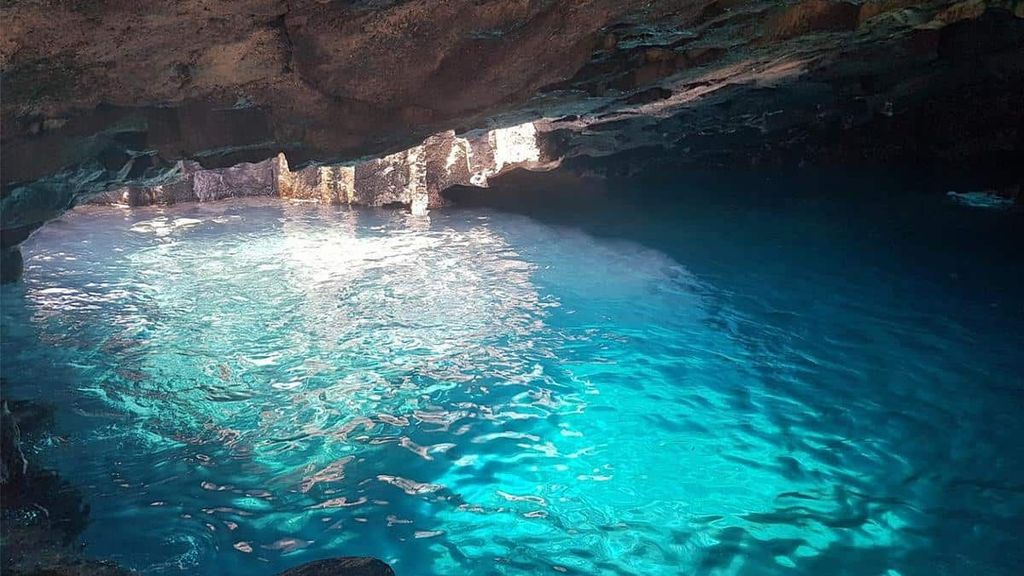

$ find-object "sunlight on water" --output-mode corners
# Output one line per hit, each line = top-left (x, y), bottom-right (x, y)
(2, 195), (1022, 575)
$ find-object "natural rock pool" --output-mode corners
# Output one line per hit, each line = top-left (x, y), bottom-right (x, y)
(2, 174), (1022, 575)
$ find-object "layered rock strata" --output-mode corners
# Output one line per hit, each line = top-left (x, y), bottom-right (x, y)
(1, 0), (1021, 283)
(86, 122), (547, 216)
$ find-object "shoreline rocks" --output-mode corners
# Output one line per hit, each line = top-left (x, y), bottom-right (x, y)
(86, 122), (548, 215)
(0, 386), (396, 576)
(1, 247), (24, 284)
(2, 2), (1021, 267)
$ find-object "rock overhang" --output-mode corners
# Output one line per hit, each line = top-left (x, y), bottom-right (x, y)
(1, 0), (1022, 281)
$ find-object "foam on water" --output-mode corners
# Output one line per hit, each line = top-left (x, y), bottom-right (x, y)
(1, 189), (1022, 575)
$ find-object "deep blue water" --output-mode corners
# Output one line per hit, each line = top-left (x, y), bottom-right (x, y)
(2, 172), (1022, 575)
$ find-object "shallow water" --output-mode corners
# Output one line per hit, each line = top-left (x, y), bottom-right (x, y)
(2, 174), (1022, 575)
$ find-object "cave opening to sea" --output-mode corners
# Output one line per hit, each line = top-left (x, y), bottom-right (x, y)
(2, 168), (1022, 575)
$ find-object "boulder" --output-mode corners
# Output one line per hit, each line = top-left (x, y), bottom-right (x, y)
(0, 247), (24, 284)
(1, 400), (28, 485)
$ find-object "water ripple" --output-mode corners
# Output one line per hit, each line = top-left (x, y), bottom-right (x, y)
(1, 198), (1022, 575)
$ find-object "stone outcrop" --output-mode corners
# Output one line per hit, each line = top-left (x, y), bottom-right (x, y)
(87, 157), (280, 206)
(87, 122), (548, 215)
(0, 248), (24, 284)
(0, 402), (28, 486)
(545, 2), (1024, 176)
(0, 0), (1022, 282)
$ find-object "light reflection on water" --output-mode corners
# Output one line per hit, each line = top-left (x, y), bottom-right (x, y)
(1, 195), (1022, 575)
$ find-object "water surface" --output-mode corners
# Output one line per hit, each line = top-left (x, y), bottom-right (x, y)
(2, 175), (1022, 575)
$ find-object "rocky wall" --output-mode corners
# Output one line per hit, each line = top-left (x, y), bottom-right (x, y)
(87, 123), (549, 215)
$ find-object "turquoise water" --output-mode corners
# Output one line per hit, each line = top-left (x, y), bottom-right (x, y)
(2, 174), (1022, 575)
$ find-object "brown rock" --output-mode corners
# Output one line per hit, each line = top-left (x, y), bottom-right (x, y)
(0, 0), (1019, 249)
(602, 33), (619, 51)
(858, 0), (925, 25)
(644, 47), (676, 63)
(933, 0), (988, 25)
(763, 0), (861, 41)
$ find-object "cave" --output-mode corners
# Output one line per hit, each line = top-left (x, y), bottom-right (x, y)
(1, 1), (1022, 575)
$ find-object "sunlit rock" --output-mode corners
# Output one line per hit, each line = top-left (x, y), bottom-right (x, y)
(277, 155), (356, 205)
(462, 123), (544, 188)
(352, 147), (419, 207)
(406, 144), (430, 215)
(97, 121), (550, 214)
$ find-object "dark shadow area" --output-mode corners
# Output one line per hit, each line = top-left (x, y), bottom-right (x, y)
(1, 382), (128, 575)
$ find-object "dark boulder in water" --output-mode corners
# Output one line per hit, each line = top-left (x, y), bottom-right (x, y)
(1, 394), (106, 575)
(1, 401), (28, 485)
(276, 558), (396, 576)
(1, 247), (24, 284)
(5, 559), (134, 576)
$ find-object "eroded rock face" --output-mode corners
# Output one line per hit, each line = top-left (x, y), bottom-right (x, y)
(1, 0), (1022, 280)
(86, 123), (549, 214)
(527, 2), (1023, 170)
(0, 402), (28, 486)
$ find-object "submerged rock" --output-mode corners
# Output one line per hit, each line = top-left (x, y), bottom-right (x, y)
(1, 401), (28, 485)
(947, 190), (1018, 208)
(1, 247), (24, 284)
(4, 558), (134, 576)
(276, 558), (395, 576)
(1, 393), (102, 574)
